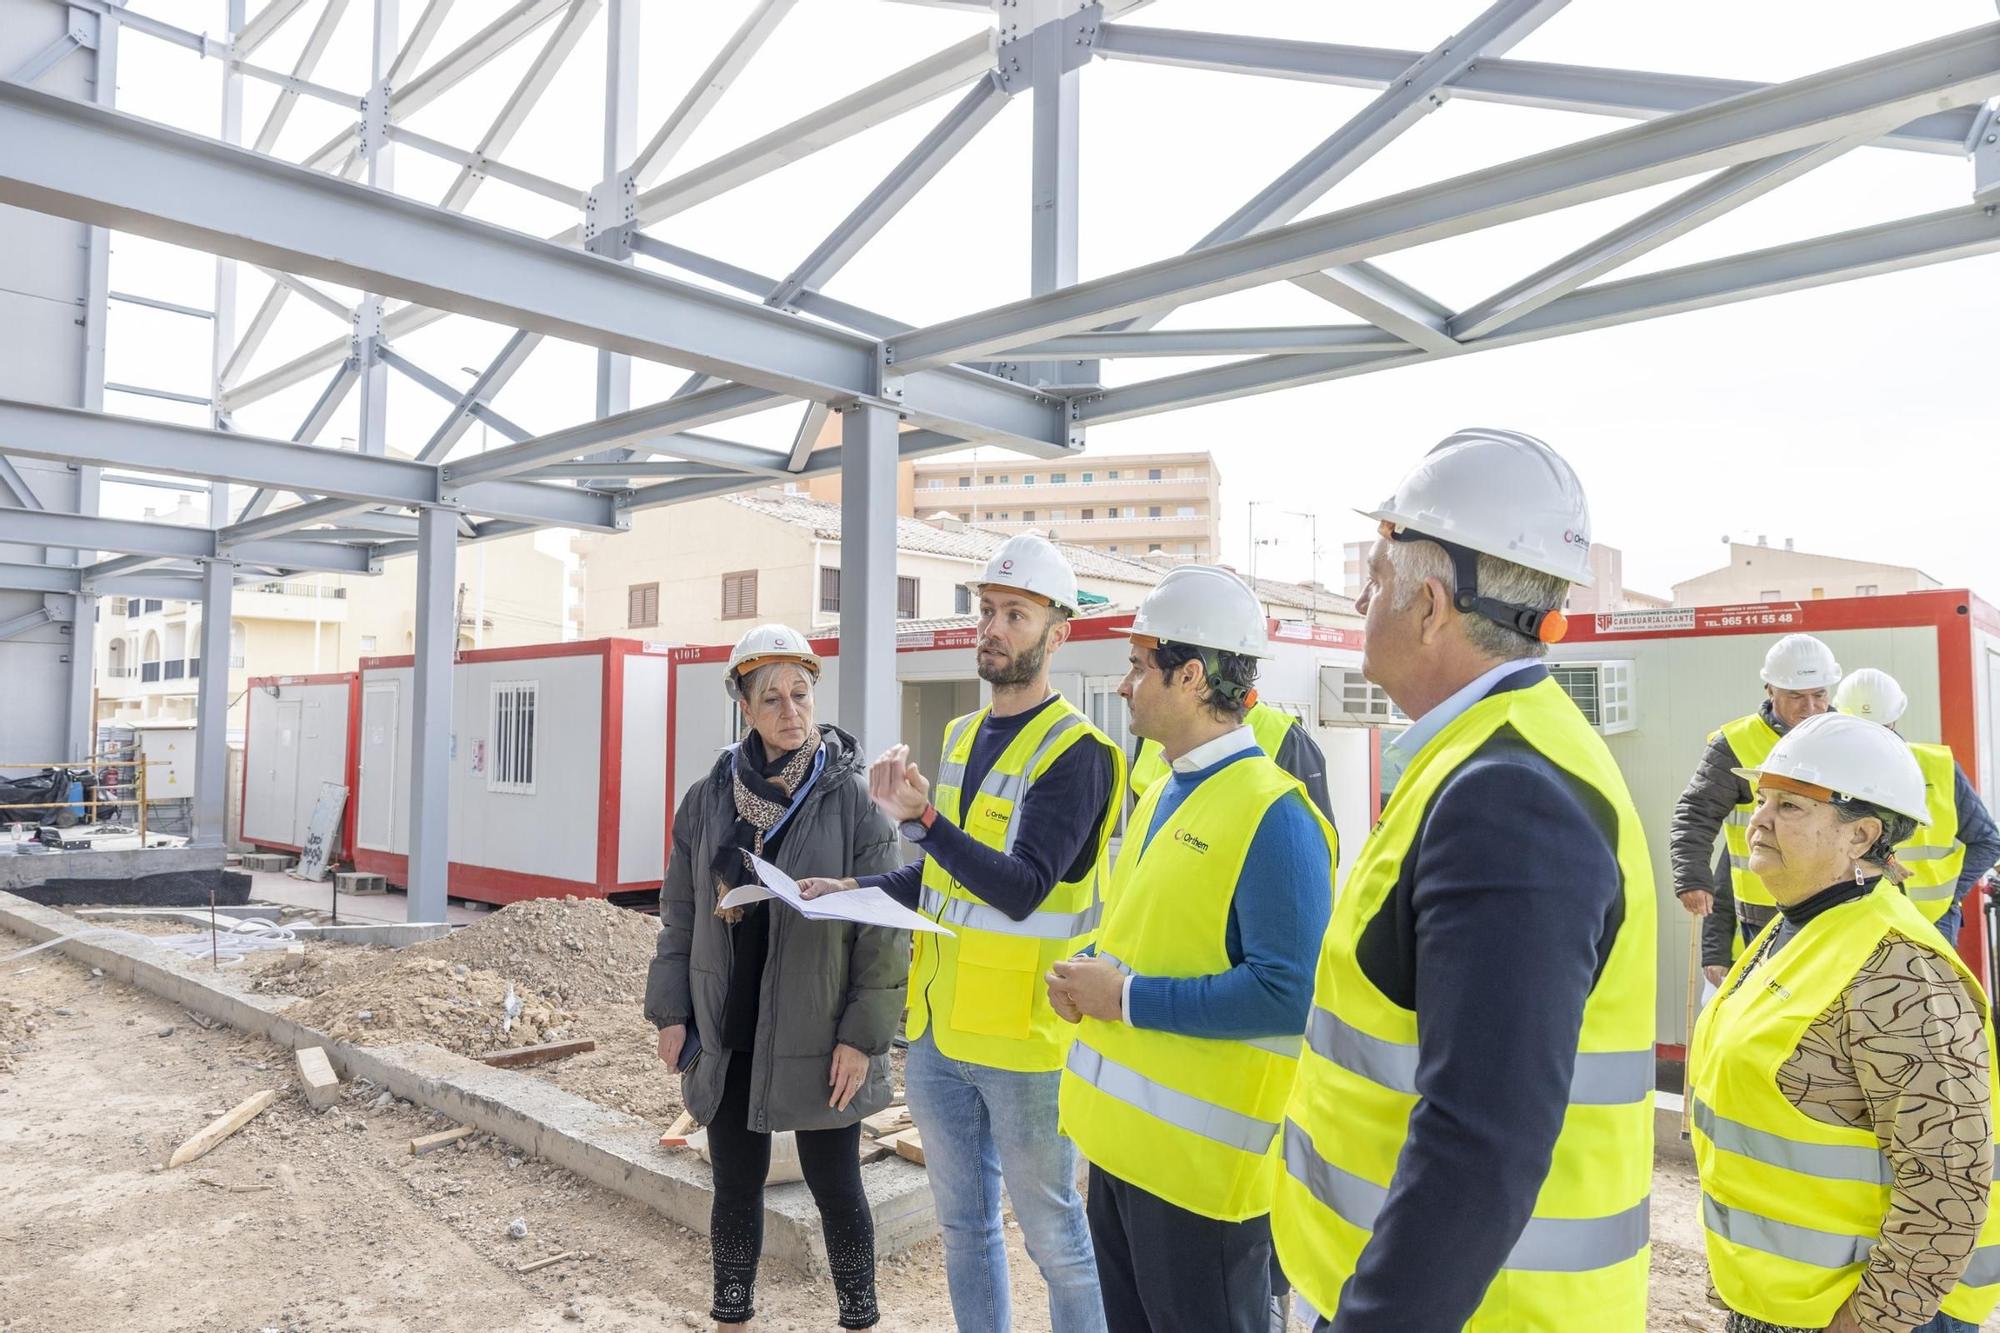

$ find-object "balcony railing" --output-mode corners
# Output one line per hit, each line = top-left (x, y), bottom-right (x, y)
(921, 475), (1207, 493)
(105, 666), (138, 679)
(252, 581), (347, 599)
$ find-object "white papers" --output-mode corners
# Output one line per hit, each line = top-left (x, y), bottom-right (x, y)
(718, 853), (953, 936)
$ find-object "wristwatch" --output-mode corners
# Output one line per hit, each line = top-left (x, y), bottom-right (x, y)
(898, 802), (938, 844)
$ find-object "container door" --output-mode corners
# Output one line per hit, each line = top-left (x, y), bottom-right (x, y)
(268, 700), (302, 844)
(357, 683), (399, 850)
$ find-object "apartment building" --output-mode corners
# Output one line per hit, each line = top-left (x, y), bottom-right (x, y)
(1671, 538), (1941, 605)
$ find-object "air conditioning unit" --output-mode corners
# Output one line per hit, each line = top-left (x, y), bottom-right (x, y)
(1319, 666), (1408, 725)
(1548, 660), (1637, 735)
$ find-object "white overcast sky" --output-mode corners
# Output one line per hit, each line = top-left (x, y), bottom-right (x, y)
(94, 0), (2000, 601)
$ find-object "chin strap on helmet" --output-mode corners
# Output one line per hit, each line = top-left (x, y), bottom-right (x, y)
(1384, 524), (1570, 645)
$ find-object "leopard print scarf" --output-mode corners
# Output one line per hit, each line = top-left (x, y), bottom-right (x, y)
(712, 726), (824, 923)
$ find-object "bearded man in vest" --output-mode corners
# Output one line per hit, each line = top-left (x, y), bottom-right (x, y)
(1046, 565), (1335, 1333)
(1834, 667), (2000, 946)
(801, 532), (1124, 1333)
(1674, 633), (1842, 985)
(1270, 428), (1657, 1332)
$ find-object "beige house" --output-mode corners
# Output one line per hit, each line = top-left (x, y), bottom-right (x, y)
(95, 529), (567, 735)
(1672, 539), (1942, 606)
(806, 449), (1226, 562)
(574, 490), (1358, 648)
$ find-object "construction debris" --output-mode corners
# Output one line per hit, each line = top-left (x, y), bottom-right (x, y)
(888, 1129), (925, 1167)
(477, 1037), (596, 1068)
(516, 1250), (581, 1274)
(657, 1112), (697, 1148)
(409, 1124), (477, 1157)
(168, 1089), (278, 1168)
(861, 1105), (913, 1139)
(295, 1046), (341, 1110)
(507, 1217), (529, 1240)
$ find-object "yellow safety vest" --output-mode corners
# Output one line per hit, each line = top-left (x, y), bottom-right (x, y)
(1718, 713), (1783, 909)
(908, 697), (1124, 1073)
(1690, 886), (2000, 1327)
(1130, 700), (1297, 800)
(1060, 753), (1335, 1222)
(1272, 676), (1657, 1331)
(1898, 742), (1966, 922)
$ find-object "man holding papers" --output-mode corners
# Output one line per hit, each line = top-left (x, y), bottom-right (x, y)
(801, 534), (1126, 1333)
(645, 624), (908, 1332)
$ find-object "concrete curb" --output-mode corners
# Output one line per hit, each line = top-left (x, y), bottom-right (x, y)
(74, 907), (452, 947)
(0, 891), (937, 1273)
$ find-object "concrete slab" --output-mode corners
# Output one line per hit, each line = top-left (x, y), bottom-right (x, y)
(244, 870), (491, 927)
(0, 890), (934, 1272)
(71, 908), (452, 947)
(0, 845), (242, 904)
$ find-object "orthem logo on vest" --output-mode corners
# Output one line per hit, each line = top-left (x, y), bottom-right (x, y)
(1173, 828), (1209, 853)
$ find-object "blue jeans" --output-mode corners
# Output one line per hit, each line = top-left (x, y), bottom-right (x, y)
(903, 1031), (1107, 1333)
(1936, 902), (1963, 946)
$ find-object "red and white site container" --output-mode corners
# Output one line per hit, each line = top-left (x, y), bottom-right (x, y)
(1548, 589), (2000, 1048)
(350, 639), (672, 905)
(240, 672), (360, 858)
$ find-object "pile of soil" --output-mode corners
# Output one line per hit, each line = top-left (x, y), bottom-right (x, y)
(258, 949), (573, 1057)
(0, 994), (29, 1074)
(407, 895), (660, 1008)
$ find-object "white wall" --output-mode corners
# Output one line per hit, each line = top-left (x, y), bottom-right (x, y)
(358, 656), (604, 884)
(619, 654), (668, 885)
(241, 679), (350, 848)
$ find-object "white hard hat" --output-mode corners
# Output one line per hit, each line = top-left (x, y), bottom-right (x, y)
(1128, 565), (1272, 658)
(1760, 634), (1842, 691)
(1733, 711), (1928, 824)
(1362, 428), (1594, 586)
(1835, 667), (1907, 725)
(724, 624), (821, 698)
(971, 532), (1079, 616)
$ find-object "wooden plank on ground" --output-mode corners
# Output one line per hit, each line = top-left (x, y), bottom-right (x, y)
(887, 1128), (925, 1167)
(858, 1138), (893, 1165)
(476, 1038), (596, 1068)
(658, 1111), (698, 1148)
(168, 1089), (278, 1168)
(409, 1124), (477, 1156)
(861, 1104), (912, 1139)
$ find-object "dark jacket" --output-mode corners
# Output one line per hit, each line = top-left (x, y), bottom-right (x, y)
(1670, 698), (1785, 896)
(644, 724), (908, 1133)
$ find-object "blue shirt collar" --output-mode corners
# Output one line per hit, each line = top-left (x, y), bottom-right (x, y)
(1386, 658), (1545, 764)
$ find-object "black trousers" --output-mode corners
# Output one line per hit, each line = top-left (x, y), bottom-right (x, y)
(706, 1052), (879, 1329)
(1086, 1164), (1274, 1333)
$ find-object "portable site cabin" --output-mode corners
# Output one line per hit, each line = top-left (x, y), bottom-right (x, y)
(239, 672), (359, 858)
(667, 613), (1375, 882)
(1547, 588), (2000, 1050)
(350, 639), (672, 905)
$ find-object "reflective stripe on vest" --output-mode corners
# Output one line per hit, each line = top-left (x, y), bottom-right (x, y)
(1283, 1119), (1650, 1274)
(1719, 713), (1782, 909)
(1065, 1044), (1279, 1156)
(1693, 1098), (1891, 1185)
(1306, 1005), (1651, 1106)
(918, 885), (1100, 940)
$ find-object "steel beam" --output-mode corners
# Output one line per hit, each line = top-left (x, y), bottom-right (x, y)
(1093, 24), (1981, 155)
(885, 23), (2000, 368)
(0, 506), (376, 572)
(996, 325), (1400, 357)
(0, 81), (1074, 452)
(0, 605), (56, 642)
(437, 0), (600, 212)
(837, 403), (898, 762)
(630, 0), (795, 188)
(406, 506), (454, 922)
(236, 0), (311, 57)
(0, 455), (42, 509)
(788, 402), (830, 472)
(0, 562), (79, 595)
(445, 384), (784, 484)
(525, 460), (733, 481)
(191, 559), (233, 847)
(0, 398), (619, 529)
(250, 0), (348, 156)
(236, 361), (358, 523)
(418, 329), (540, 462)
(1077, 205), (2000, 422)
(1292, 263), (1461, 355)
(1450, 139), (1858, 339)
(376, 344), (531, 441)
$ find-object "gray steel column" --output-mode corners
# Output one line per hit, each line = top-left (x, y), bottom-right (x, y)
(65, 5), (118, 761)
(191, 559), (234, 846)
(407, 505), (455, 921)
(596, 0), (638, 420)
(356, 0), (400, 456)
(1027, 0), (1091, 388)
(838, 403), (897, 762)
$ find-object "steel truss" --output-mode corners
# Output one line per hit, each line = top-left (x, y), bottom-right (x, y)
(2, 0), (1996, 905)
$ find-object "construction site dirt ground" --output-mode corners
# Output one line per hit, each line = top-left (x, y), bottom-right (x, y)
(4, 923), (1960, 1333)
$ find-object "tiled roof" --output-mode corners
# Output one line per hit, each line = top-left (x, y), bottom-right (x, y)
(727, 492), (1166, 585)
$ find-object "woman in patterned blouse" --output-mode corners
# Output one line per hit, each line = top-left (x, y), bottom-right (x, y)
(1692, 713), (1993, 1333)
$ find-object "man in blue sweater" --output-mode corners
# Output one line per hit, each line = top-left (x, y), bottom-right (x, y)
(1048, 565), (1334, 1333)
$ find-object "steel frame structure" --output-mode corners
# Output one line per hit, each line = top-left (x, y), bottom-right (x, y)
(3, 0), (1998, 914)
